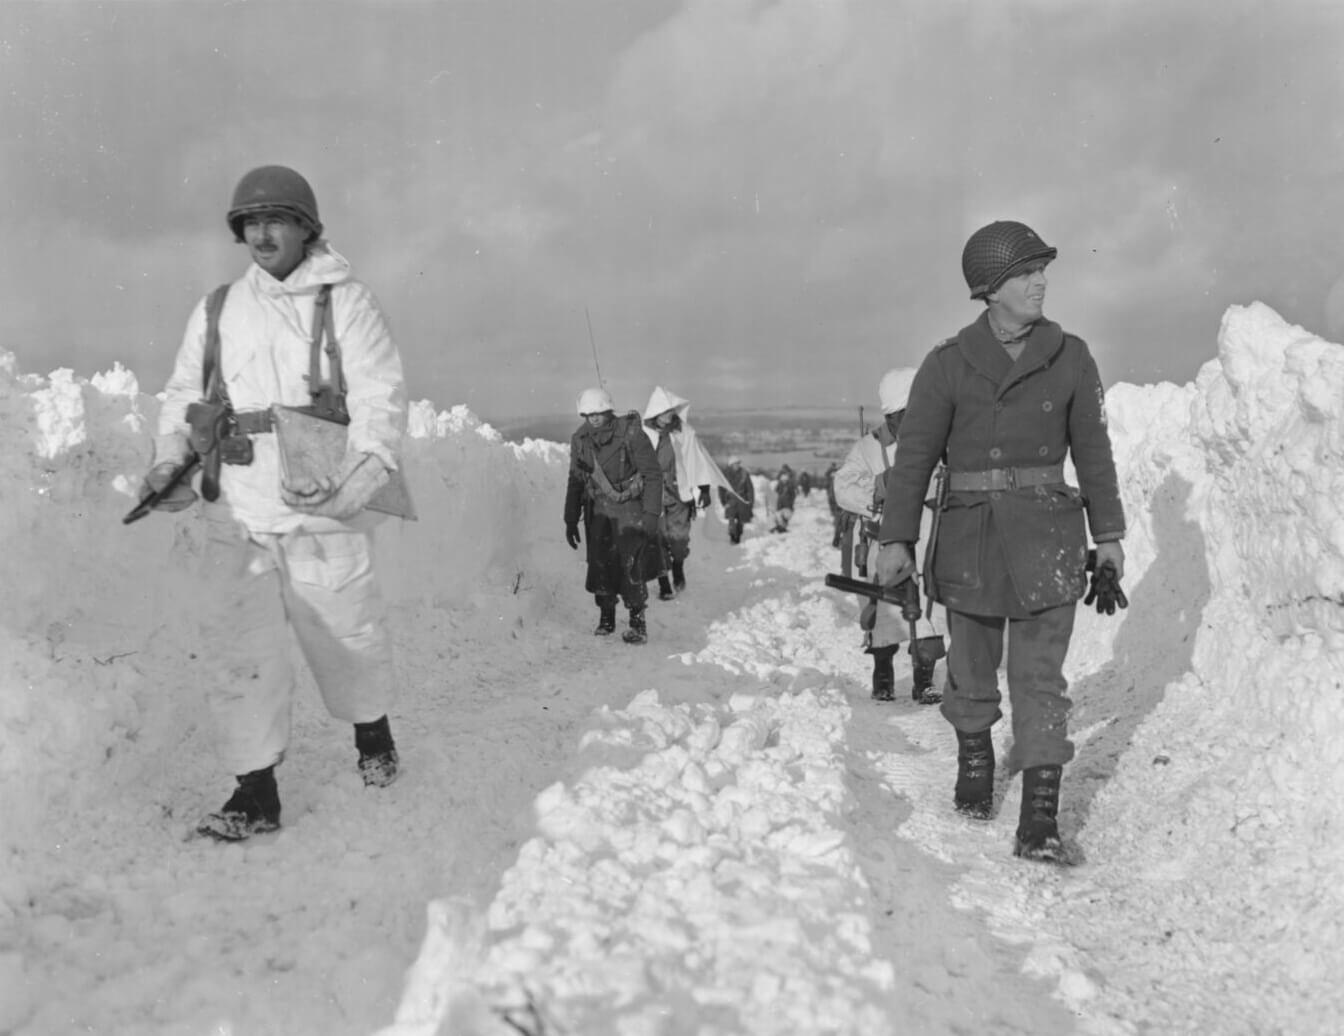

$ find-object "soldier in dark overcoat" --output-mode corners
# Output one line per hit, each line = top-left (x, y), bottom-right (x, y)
(875, 221), (1126, 864)
(564, 388), (664, 644)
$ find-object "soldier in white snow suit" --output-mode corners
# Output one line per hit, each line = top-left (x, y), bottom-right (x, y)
(641, 386), (735, 598)
(140, 165), (409, 841)
(564, 388), (664, 643)
(834, 368), (946, 705)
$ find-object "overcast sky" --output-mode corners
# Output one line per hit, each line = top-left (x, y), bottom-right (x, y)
(4, 0), (1343, 422)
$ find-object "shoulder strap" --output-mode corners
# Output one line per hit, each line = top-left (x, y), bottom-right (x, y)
(589, 457), (620, 496)
(309, 284), (345, 401)
(202, 283), (231, 403)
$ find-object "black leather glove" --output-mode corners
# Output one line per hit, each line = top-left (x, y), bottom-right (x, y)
(1085, 561), (1128, 615)
(642, 512), (661, 536)
(565, 523), (581, 550)
(697, 486), (711, 509)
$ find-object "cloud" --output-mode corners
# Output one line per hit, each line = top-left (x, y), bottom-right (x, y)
(5, 0), (1344, 417)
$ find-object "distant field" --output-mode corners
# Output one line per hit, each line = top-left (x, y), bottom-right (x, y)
(495, 408), (875, 477)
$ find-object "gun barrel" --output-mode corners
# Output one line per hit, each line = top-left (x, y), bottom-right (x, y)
(823, 572), (912, 609)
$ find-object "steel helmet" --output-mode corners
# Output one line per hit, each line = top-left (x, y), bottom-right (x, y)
(226, 165), (323, 242)
(961, 220), (1057, 300)
(878, 367), (917, 415)
(576, 387), (614, 415)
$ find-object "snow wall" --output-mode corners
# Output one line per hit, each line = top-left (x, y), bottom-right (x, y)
(1, 301), (1342, 1006)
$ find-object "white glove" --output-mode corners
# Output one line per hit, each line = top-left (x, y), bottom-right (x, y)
(282, 451), (390, 521)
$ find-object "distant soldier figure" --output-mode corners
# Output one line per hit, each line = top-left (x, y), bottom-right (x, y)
(771, 465), (797, 533)
(719, 455), (755, 544)
(834, 367), (944, 705)
(875, 220), (1126, 864)
(798, 470), (813, 497)
(641, 386), (732, 598)
(564, 388), (664, 644)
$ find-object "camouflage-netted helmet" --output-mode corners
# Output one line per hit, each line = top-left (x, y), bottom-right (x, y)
(227, 165), (323, 242)
(961, 221), (1057, 300)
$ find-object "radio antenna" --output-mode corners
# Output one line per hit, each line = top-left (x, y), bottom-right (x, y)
(585, 307), (605, 390)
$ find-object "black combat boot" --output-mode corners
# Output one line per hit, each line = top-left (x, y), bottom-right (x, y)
(1014, 765), (1074, 865)
(954, 728), (995, 820)
(622, 606), (648, 644)
(657, 576), (675, 601)
(594, 599), (617, 636)
(354, 715), (400, 788)
(912, 657), (942, 705)
(870, 645), (897, 702)
(671, 559), (686, 592)
(197, 765), (282, 841)
(729, 517), (743, 544)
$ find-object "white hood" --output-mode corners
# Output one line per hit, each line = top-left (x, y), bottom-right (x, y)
(643, 385), (691, 423)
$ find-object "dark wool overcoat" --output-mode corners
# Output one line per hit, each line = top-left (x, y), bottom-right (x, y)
(878, 313), (1125, 616)
(564, 411), (665, 580)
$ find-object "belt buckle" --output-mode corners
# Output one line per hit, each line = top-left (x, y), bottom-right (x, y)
(1004, 467), (1017, 491)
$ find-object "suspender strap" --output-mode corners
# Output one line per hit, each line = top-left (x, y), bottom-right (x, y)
(203, 281), (346, 424)
(202, 283), (231, 405)
(309, 284), (344, 400)
(589, 459), (621, 497)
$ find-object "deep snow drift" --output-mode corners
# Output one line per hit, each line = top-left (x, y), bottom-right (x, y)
(1, 301), (1341, 1035)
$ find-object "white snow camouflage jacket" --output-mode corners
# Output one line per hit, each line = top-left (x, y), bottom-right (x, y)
(156, 242), (407, 533)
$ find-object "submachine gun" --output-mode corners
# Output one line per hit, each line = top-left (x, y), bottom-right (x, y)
(823, 572), (946, 669)
(122, 456), (200, 525)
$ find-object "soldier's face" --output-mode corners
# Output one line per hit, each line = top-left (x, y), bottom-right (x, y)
(242, 212), (308, 281)
(991, 260), (1049, 322)
(584, 411), (614, 428)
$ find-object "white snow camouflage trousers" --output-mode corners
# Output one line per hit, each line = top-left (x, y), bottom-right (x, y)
(197, 517), (395, 775)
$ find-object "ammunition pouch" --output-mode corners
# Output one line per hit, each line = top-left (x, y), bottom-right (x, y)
(854, 516), (881, 575)
(218, 434), (254, 466)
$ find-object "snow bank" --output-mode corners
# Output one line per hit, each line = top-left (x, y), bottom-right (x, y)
(0, 365), (569, 857)
(1059, 303), (1344, 1026)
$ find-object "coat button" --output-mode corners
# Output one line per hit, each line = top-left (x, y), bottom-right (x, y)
(989, 447), (1001, 459)
(1038, 445), (1049, 456)
(1042, 401), (1054, 412)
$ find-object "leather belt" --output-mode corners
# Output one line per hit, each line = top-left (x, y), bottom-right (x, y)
(946, 463), (1064, 492)
(232, 409), (274, 435)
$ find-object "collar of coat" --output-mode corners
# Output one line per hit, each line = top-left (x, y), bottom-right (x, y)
(957, 312), (1065, 397)
(580, 410), (638, 449)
